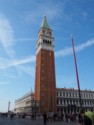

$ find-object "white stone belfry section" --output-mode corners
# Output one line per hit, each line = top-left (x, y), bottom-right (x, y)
(36, 15), (54, 54)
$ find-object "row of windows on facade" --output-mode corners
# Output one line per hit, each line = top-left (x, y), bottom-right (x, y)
(16, 101), (39, 108)
(15, 107), (39, 113)
(57, 92), (94, 98)
(57, 99), (94, 106)
(43, 39), (52, 45)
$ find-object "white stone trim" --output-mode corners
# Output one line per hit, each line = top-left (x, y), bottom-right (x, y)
(36, 44), (54, 54)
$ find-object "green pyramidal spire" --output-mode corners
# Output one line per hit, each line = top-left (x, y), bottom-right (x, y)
(41, 15), (51, 30)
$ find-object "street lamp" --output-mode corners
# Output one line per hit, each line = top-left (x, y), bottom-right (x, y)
(32, 99), (36, 120)
(31, 88), (32, 117)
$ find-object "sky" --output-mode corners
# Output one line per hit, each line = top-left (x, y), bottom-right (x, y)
(0, 0), (94, 112)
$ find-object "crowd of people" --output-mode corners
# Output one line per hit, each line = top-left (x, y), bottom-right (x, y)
(42, 110), (93, 125)
(0, 109), (93, 125)
(42, 111), (77, 125)
(0, 112), (27, 119)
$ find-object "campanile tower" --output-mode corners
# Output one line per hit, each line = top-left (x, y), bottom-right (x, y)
(34, 15), (57, 113)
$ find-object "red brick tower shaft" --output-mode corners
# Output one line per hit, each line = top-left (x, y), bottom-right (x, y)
(34, 16), (57, 113)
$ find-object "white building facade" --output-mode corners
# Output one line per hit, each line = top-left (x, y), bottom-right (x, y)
(57, 88), (94, 113)
(14, 92), (40, 115)
(15, 88), (94, 114)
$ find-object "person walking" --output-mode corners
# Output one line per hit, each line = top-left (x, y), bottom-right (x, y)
(79, 109), (92, 125)
(43, 112), (48, 125)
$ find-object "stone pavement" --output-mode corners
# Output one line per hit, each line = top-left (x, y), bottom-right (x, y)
(0, 117), (79, 125)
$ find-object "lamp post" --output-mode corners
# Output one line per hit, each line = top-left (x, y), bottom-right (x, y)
(31, 88), (33, 118)
(34, 99), (36, 120)
(71, 34), (82, 109)
(32, 98), (36, 120)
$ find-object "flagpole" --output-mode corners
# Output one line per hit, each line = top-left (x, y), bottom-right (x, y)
(71, 34), (82, 109)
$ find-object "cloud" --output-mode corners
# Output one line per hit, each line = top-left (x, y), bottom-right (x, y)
(0, 13), (15, 57)
(24, 1), (63, 24)
(55, 47), (72, 57)
(2, 73), (18, 79)
(13, 37), (36, 42)
(17, 65), (35, 77)
(55, 39), (94, 57)
(55, 1), (89, 23)
(0, 13), (36, 77)
(0, 55), (35, 69)
(0, 38), (94, 76)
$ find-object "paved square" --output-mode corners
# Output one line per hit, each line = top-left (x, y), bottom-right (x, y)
(0, 117), (79, 125)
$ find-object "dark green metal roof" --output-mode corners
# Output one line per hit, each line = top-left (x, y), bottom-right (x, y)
(41, 15), (51, 30)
